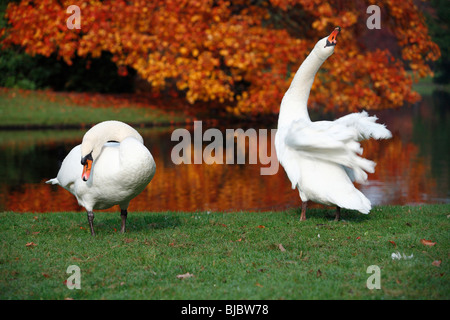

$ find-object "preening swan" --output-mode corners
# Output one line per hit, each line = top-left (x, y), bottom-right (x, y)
(46, 120), (156, 235)
(275, 27), (392, 221)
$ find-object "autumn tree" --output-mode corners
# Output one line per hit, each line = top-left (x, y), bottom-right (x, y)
(0, 0), (440, 117)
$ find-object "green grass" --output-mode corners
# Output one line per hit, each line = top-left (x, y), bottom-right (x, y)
(0, 204), (448, 300)
(0, 89), (185, 127)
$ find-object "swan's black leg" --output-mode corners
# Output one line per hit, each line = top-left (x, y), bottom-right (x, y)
(120, 209), (128, 233)
(300, 201), (307, 221)
(87, 211), (95, 236)
(335, 207), (341, 221)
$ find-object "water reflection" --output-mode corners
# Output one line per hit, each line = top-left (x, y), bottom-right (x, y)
(1, 91), (448, 213)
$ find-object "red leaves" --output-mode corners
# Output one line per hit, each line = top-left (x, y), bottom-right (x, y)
(25, 242), (37, 248)
(420, 239), (436, 247)
(419, 239), (441, 267)
(117, 65), (128, 77)
(432, 260), (441, 267)
(0, 0), (440, 117)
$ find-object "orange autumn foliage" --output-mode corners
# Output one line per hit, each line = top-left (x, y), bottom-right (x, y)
(0, 0), (440, 116)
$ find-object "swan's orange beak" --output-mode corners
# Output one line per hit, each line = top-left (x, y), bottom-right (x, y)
(82, 159), (92, 181)
(325, 26), (341, 47)
(81, 153), (93, 182)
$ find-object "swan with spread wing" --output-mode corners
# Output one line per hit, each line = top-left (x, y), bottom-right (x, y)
(275, 27), (392, 221)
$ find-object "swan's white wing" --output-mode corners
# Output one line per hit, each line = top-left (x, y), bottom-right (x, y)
(284, 119), (375, 184)
(334, 111), (392, 141)
(45, 145), (83, 195)
(286, 119), (358, 152)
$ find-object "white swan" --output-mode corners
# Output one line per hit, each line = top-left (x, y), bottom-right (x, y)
(46, 120), (156, 235)
(275, 27), (392, 221)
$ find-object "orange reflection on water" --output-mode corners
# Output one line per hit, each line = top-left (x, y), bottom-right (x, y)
(3, 127), (444, 213)
(360, 136), (437, 205)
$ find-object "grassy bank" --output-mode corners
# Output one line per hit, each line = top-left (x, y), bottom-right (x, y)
(0, 204), (448, 300)
(411, 74), (450, 96)
(1, 79), (448, 128)
(0, 88), (186, 127)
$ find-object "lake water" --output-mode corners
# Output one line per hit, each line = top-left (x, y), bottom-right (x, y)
(1, 91), (448, 213)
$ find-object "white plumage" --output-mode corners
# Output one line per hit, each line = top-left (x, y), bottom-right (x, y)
(46, 120), (156, 235)
(275, 27), (392, 220)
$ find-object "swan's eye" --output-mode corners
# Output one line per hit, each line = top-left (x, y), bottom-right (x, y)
(81, 152), (93, 165)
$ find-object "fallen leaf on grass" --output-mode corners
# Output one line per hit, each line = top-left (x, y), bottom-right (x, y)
(420, 239), (436, 246)
(389, 240), (397, 247)
(42, 273), (50, 278)
(255, 282), (263, 287)
(278, 244), (286, 252)
(176, 272), (194, 280)
(257, 225), (265, 229)
(432, 260), (441, 267)
(25, 242), (37, 248)
(316, 269), (322, 277)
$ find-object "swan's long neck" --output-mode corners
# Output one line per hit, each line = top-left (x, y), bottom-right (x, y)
(289, 50), (326, 105)
(82, 121), (144, 161)
(278, 50), (327, 126)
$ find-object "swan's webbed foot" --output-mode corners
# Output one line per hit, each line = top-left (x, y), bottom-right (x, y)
(87, 211), (95, 236)
(334, 207), (341, 221)
(120, 209), (128, 233)
(300, 201), (307, 221)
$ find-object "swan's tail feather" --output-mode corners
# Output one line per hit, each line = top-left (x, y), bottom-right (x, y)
(45, 178), (59, 185)
(336, 189), (372, 214)
(335, 111), (392, 141)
